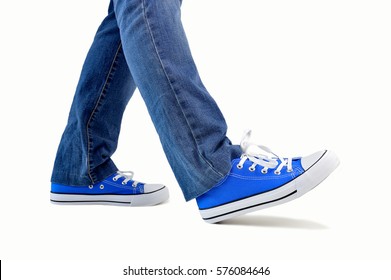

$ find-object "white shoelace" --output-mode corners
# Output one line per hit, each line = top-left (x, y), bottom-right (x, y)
(113, 171), (140, 187)
(238, 130), (293, 174)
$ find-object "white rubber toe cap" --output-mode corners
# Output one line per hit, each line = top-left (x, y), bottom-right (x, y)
(301, 150), (327, 170)
(300, 150), (340, 172)
(144, 183), (166, 193)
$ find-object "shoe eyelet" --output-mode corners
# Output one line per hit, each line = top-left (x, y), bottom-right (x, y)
(122, 181), (127, 185)
(112, 177), (117, 181)
(249, 167), (255, 172)
(287, 168), (293, 173)
(236, 164), (243, 169)
(88, 185), (93, 189)
(132, 183), (137, 187)
(99, 184), (104, 189)
(274, 170), (281, 175)
(261, 169), (268, 174)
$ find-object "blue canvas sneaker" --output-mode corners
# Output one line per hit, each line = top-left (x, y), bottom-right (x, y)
(51, 171), (169, 206)
(196, 130), (340, 223)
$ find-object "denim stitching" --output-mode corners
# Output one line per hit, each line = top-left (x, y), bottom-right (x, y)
(141, 0), (224, 178)
(86, 43), (123, 184)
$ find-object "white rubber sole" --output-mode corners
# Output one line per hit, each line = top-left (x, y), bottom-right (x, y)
(50, 186), (169, 206)
(199, 150), (340, 223)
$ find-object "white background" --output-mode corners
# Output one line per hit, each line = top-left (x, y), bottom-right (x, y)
(1, 0), (390, 278)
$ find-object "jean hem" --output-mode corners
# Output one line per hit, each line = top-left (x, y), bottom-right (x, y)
(51, 159), (118, 186)
(183, 165), (232, 201)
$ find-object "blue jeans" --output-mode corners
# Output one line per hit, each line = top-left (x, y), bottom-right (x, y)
(51, 0), (241, 201)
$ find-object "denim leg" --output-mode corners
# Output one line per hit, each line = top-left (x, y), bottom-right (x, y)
(113, 0), (241, 200)
(51, 1), (136, 185)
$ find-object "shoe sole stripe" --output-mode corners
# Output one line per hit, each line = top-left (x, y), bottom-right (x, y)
(202, 190), (297, 221)
(50, 199), (131, 204)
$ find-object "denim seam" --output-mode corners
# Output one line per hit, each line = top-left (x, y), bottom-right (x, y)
(86, 43), (122, 184)
(141, 0), (224, 178)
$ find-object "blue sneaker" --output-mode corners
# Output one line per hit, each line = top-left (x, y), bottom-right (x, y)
(51, 171), (169, 206)
(196, 130), (340, 223)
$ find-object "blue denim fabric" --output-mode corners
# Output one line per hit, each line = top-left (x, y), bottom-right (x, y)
(51, 0), (241, 201)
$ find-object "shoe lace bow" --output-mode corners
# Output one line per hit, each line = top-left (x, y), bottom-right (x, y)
(238, 130), (293, 174)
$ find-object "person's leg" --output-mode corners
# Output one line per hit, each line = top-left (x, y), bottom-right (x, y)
(51, 0), (169, 206)
(51, 1), (137, 186)
(112, 0), (241, 201)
